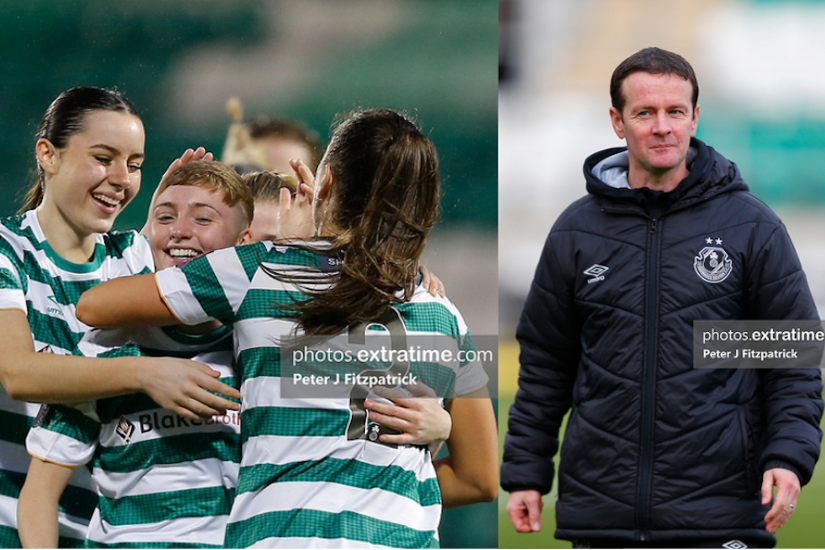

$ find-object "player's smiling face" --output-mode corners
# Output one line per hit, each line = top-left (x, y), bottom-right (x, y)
(39, 110), (145, 237)
(149, 184), (250, 270)
(610, 71), (698, 186)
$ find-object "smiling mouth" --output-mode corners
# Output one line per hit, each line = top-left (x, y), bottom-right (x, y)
(92, 193), (122, 208)
(167, 248), (202, 260)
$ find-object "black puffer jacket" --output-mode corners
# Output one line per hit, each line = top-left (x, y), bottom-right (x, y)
(502, 138), (823, 546)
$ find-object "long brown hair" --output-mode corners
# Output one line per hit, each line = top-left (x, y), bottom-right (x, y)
(20, 87), (140, 213)
(271, 108), (441, 335)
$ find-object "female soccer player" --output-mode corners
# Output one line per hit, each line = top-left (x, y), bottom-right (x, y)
(18, 161), (254, 548)
(0, 87), (239, 547)
(78, 108), (498, 548)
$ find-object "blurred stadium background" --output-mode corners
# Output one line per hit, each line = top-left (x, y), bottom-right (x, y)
(0, 1), (497, 547)
(500, 0), (825, 548)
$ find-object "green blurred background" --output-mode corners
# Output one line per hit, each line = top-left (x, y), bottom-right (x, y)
(0, 1), (497, 547)
(0, 0), (497, 232)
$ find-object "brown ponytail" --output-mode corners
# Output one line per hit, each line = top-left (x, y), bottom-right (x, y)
(269, 109), (441, 335)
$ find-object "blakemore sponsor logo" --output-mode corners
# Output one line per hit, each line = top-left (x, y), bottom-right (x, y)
(116, 410), (241, 441)
(139, 410), (241, 433)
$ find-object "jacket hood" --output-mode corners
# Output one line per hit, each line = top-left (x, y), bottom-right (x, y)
(584, 138), (749, 213)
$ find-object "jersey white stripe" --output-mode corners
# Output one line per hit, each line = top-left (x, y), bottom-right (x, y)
(235, 317), (297, 352)
(230, 480), (441, 530)
(86, 512), (228, 546)
(248, 536), (405, 549)
(95, 458), (238, 498)
(241, 435), (434, 480)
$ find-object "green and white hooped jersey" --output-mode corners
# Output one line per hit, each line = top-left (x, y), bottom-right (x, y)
(27, 324), (241, 548)
(155, 241), (489, 549)
(0, 209), (154, 548)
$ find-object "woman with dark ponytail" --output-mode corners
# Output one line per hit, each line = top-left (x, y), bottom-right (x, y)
(78, 108), (498, 548)
(0, 87), (239, 547)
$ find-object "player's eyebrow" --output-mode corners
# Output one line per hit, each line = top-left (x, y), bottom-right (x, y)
(90, 143), (145, 161)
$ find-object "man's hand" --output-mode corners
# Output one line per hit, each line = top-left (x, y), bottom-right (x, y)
(507, 490), (543, 533)
(762, 467), (800, 533)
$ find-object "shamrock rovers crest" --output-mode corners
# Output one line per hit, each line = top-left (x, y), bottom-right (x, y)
(694, 241), (732, 283)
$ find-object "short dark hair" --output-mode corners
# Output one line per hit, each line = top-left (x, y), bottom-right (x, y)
(610, 47), (699, 114)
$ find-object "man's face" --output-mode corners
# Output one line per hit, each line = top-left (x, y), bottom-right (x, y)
(148, 184), (250, 270)
(610, 72), (698, 184)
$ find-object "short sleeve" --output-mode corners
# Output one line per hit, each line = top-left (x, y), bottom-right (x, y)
(454, 331), (489, 396)
(0, 246), (26, 313)
(27, 403), (100, 468)
(155, 244), (265, 326)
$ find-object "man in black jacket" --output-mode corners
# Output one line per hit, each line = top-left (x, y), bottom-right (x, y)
(501, 47), (823, 548)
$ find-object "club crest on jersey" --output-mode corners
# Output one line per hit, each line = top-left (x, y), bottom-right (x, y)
(116, 416), (135, 444)
(694, 240), (732, 283)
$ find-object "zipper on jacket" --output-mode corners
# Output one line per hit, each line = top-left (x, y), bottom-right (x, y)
(637, 215), (660, 541)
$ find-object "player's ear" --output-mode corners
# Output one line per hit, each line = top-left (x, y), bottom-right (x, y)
(36, 138), (60, 176)
(609, 107), (625, 140)
(691, 104), (700, 136)
(238, 228), (253, 245)
(317, 165), (334, 201)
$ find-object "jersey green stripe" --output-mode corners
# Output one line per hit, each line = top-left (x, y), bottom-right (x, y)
(0, 525), (21, 549)
(0, 409), (32, 445)
(0, 469), (96, 522)
(182, 258), (234, 321)
(237, 347), (282, 380)
(38, 404), (100, 444)
(96, 394), (156, 421)
(95, 380), (238, 424)
(0, 267), (20, 289)
(225, 508), (439, 548)
(86, 541), (222, 549)
(394, 302), (461, 335)
(235, 242), (266, 280)
(98, 432), (240, 474)
(459, 332), (479, 367)
(102, 230), (142, 261)
(0, 469), (24, 500)
(59, 476), (99, 521)
(20, 251), (101, 303)
(0, 216), (39, 243)
(27, 306), (85, 351)
(58, 535), (86, 549)
(236, 458), (441, 505)
(263, 244), (327, 268)
(240, 407), (349, 443)
(235, 288), (302, 321)
(97, 485), (232, 526)
(159, 325), (233, 348)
